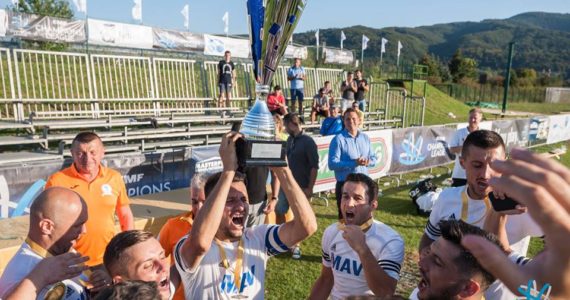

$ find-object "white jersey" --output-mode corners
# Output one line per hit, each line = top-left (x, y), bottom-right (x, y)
(450, 127), (470, 179)
(425, 186), (543, 300)
(321, 220), (405, 300)
(0, 242), (88, 300)
(174, 224), (288, 300)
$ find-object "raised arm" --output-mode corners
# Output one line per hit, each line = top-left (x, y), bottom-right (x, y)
(180, 132), (239, 270)
(272, 167), (317, 247)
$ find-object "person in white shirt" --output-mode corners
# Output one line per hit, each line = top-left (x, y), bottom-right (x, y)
(449, 108), (483, 187)
(309, 173), (404, 299)
(103, 230), (174, 300)
(0, 187), (92, 300)
(174, 131), (317, 299)
(418, 130), (542, 300)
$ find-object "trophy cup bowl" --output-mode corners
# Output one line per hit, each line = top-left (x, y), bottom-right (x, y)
(236, 0), (307, 168)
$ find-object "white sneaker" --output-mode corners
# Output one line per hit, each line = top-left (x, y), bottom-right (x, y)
(292, 246), (301, 259)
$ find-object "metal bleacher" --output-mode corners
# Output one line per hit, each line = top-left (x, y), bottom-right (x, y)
(0, 47), (424, 158)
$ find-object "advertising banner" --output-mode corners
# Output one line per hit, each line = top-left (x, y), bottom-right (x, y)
(284, 44), (308, 59)
(528, 116), (549, 146)
(203, 34), (250, 58)
(390, 126), (455, 174)
(492, 119), (529, 150)
(547, 114), (570, 144)
(88, 18), (153, 49)
(6, 11), (85, 43)
(323, 48), (354, 65)
(152, 28), (204, 51)
(189, 145), (223, 176)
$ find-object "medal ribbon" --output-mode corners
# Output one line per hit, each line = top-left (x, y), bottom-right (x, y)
(337, 217), (374, 232)
(25, 237), (52, 258)
(216, 238), (245, 294)
(461, 186), (491, 224)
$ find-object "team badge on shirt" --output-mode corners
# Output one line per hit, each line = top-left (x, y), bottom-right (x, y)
(101, 184), (113, 196)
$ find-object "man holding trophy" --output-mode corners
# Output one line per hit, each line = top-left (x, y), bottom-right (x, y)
(174, 0), (317, 299)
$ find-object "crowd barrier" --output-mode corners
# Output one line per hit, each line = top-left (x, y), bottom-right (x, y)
(1, 113), (566, 219)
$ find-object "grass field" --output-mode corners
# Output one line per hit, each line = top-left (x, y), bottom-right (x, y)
(263, 88), (569, 298)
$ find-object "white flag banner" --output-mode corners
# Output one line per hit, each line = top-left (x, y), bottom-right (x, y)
(397, 40), (403, 58)
(323, 48), (354, 65)
(132, 0), (142, 22)
(362, 34), (369, 50)
(10, 0), (18, 5)
(181, 4), (189, 30)
(222, 11), (229, 35)
(381, 37), (388, 53)
(315, 29), (319, 47)
(340, 30), (346, 49)
(88, 18), (153, 49)
(73, 0), (87, 14)
(203, 34), (250, 58)
(284, 44), (308, 59)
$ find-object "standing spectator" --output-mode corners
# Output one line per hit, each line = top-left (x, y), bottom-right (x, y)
(174, 132), (317, 299)
(278, 113), (319, 259)
(266, 85), (288, 116)
(217, 50), (236, 108)
(0, 187), (91, 299)
(45, 132), (134, 267)
(287, 58), (306, 115)
(310, 174), (404, 299)
(449, 108), (483, 187)
(323, 80), (335, 107)
(244, 166), (279, 227)
(328, 108), (377, 219)
(340, 72), (357, 112)
(354, 70), (369, 112)
(157, 173), (207, 300)
(352, 101), (365, 129)
(320, 105), (343, 136)
(310, 88), (331, 124)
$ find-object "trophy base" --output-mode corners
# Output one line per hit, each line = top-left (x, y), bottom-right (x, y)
(236, 138), (287, 168)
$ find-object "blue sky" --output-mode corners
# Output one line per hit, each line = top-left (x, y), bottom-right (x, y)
(2, 0), (569, 35)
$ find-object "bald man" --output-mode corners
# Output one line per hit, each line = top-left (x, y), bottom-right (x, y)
(0, 187), (91, 299)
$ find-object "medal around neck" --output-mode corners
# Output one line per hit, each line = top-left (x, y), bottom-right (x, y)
(236, 0), (307, 167)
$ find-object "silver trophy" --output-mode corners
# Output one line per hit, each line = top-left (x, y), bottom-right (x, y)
(237, 0), (307, 167)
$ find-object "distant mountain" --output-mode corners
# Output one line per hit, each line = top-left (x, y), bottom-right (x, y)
(293, 12), (570, 76)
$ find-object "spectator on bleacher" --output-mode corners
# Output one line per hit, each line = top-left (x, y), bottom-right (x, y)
(287, 58), (306, 115)
(408, 220), (502, 300)
(217, 50), (236, 108)
(45, 132), (134, 267)
(352, 101), (365, 129)
(104, 230), (173, 300)
(278, 113), (319, 259)
(340, 71), (357, 112)
(157, 173), (208, 300)
(266, 85), (288, 116)
(449, 108), (483, 187)
(320, 105), (343, 136)
(329, 108), (377, 219)
(274, 114), (288, 141)
(354, 70), (369, 112)
(173, 132), (317, 299)
(460, 148), (570, 299)
(323, 80), (335, 107)
(418, 130), (542, 300)
(310, 88), (331, 124)
(0, 187), (94, 299)
(309, 173), (404, 299)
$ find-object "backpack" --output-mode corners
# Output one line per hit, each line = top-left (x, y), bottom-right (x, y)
(409, 179), (438, 216)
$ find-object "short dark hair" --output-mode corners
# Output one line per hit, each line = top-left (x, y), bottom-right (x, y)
(224, 50), (231, 55)
(284, 113), (303, 126)
(274, 85), (281, 91)
(204, 171), (247, 198)
(72, 132), (102, 147)
(461, 130), (505, 158)
(104, 230), (154, 276)
(439, 220), (501, 289)
(347, 71), (354, 76)
(343, 107), (358, 119)
(343, 173), (379, 203)
(94, 280), (160, 300)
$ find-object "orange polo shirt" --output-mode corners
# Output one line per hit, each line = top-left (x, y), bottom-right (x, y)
(45, 165), (130, 266)
(158, 212), (193, 300)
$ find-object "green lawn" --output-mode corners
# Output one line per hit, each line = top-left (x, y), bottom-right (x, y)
(507, 102), (570, 115)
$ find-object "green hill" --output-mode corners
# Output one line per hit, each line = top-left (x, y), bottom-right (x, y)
(293, 12), (570, 77)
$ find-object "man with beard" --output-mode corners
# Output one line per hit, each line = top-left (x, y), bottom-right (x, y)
(418, 130), (542, 299)
(309, 173), (404, 299)
(174, 131), (317, 299)
(412, 220), (502, 300)
(104, 230), (173, 300)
